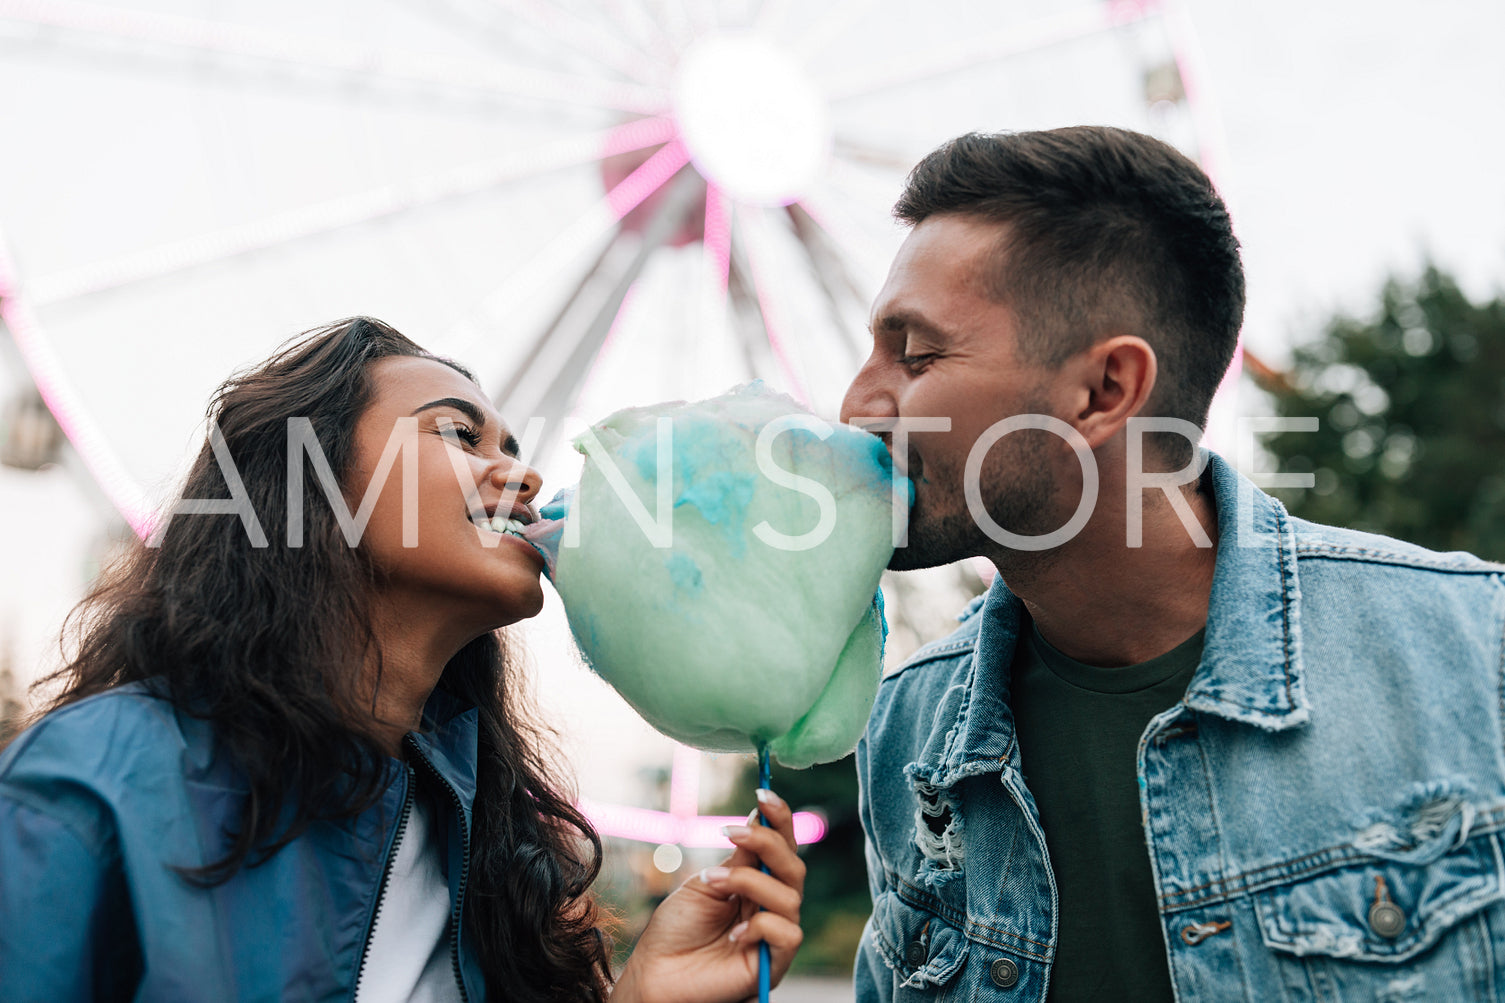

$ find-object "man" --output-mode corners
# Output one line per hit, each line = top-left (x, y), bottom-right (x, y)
(842, 127), (1505, 1001)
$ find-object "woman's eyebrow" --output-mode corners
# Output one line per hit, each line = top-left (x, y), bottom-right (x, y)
(411, 397), (487, 427)
(413, 397), (520, 456)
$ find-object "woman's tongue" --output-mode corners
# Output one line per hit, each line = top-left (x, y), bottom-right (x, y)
(520, 518), (564, 578)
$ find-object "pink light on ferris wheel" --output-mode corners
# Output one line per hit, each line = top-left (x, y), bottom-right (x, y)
(702, 184), (732, 294)
(0, 228), (155, 536)
(580, 797), (828, 849)
(606, 139), (692, 220)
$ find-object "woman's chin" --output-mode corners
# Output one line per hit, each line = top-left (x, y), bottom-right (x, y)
(513, 583), (547, 622)
(479, 580), (546, 630)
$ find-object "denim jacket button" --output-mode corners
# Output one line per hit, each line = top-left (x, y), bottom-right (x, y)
(1369, 900), (1406, 939)
(990, 958), (1019, 988)
(906, 939), (927, 966)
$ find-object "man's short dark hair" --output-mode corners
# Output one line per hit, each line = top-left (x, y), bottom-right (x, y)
(895, 127), (1244, 466)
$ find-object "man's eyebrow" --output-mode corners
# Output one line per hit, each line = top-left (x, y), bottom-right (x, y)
(869, 311), (955, 341)
(411, 397), (487, 427)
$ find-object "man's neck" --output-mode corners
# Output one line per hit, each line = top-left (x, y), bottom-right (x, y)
(998, 481), (1219, 668)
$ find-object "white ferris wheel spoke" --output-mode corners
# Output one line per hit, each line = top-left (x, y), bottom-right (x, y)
(788, 0), (880, 62)
(1161, 0), (1229, 186)
(833, 137), (916, 173)
(500, 170), (703, 450)
(734, 205), (811, 405)
(25, 118), (678, 307)
(791, 189), (891, 295)
(821, 1), (1161, 102)
(753, 0), (798, 36)
(488, 0), (673, 87)
(680, 0), (721, 37)
(784, 205), (871, 369)
(725, 255), (774, 388)
(785, 204), (867, 304)
(599, 0), (681, 64)
(418, 0), (660, 87)
(639, 0), (694, 51)
(825, 155), (906, 215)
(445, 139), (692, 360)
(697, 183), (732, 342)
(0, 228), (153, 534)
(0, 0), (669, 115)
(621, 0), (687, 55)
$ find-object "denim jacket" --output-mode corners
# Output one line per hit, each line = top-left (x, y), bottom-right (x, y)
(855, 451), (1505, 1001)
(0, 682), (486, 1002)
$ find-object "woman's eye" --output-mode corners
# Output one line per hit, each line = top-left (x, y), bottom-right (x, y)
(441, 423), (483, 446)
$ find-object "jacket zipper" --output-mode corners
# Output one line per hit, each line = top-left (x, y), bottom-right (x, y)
(352, 763), (414, 1000)
(407, 736), (473, 1003)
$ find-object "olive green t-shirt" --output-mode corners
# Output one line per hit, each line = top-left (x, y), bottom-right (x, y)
(1009, 619), (1205, 1003)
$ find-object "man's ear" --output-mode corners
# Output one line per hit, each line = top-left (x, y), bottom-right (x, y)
(1070, 335), (1157, 450)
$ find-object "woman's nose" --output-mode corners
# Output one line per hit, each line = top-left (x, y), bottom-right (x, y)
(489, 456), (541, 506)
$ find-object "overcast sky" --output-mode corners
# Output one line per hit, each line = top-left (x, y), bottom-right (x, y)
(1, 0), (1501, 797)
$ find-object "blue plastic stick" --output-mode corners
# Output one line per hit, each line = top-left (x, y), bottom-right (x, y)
(757, 745), (772, 1003)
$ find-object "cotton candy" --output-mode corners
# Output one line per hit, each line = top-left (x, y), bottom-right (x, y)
(525, 383), (903, 768)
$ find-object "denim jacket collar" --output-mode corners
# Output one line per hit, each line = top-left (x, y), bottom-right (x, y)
(917, 450), (1310, 784)
(1186, 450), (1310, 730)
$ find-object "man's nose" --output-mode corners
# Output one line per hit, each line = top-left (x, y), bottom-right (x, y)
(840, 361), (896, 427)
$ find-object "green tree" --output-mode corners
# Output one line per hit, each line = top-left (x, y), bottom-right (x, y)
(1262, 266), (1505, 560)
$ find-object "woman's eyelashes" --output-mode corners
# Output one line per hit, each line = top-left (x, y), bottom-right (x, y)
(438, 415), (523, 462)
(438, 418), (484, 448)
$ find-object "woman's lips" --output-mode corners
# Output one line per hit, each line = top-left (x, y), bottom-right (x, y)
(520, 517), (564, 578)
(498, 531), (546, 565)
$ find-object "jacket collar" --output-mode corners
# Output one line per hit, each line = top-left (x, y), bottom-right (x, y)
(407, 686), (480, 811)
(1185, 451), (1309, 730)
(921, 450), (1309, 782)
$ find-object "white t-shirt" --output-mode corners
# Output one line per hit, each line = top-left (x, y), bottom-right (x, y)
(355, 786), (463, 1003)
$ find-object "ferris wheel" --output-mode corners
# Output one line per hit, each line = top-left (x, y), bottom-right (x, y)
(0, 0), (1230, 842)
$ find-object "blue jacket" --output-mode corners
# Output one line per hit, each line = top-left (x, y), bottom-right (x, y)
(855, 451), (1505, 1000)
(0, 682), (486, 1002)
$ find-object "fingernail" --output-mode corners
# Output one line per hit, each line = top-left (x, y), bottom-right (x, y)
(700, 866), (731, 884)
(756, 787), (785, 809)
(728, 921), (749, 943)
(721, 824), (752, 839)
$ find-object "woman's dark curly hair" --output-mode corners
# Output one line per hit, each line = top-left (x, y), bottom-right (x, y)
(27, 317), (611, 1001)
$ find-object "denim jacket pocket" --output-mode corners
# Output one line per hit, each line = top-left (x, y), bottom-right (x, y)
(870, 890), (971, 993)
(1252, 834), (1504, 964)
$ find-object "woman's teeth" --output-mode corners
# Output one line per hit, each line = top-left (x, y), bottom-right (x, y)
(482, 516), (528, 536)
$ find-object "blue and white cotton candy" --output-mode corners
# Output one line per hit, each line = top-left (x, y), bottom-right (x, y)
(525, 383), (903, 768)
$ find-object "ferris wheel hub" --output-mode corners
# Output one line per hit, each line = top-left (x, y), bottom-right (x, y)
(672, 32), (831, 207)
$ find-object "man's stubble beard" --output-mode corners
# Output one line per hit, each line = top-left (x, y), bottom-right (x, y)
(887, 418), (1060, 573)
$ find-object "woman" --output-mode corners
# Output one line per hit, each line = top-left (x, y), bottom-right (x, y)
(0, 317), (804, 1002)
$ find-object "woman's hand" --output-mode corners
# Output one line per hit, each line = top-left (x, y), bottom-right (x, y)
(610, 788), (806, 1003)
